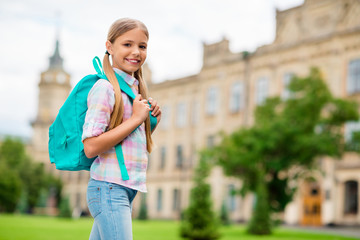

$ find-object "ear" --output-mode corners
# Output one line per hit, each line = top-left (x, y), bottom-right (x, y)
(105, 40), (113, 55)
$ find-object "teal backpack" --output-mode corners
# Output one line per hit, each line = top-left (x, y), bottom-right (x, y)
(48, 57), (157, 180)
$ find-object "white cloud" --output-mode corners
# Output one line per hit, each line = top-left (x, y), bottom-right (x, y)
(0, 0), (304, 138)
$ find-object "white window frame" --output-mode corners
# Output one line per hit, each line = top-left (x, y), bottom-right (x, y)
(345, 121), (360, 142)
(229, 81), (244, 112)
(206, 86), (218, 115)
(347, 59), (360, 94)
(282, 72), (294, 100)
(256, 77), (269, 105)
(176, 102), (187, 128)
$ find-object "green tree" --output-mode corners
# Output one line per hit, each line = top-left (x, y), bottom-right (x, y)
(247, 170), (271, 234)
(0, 138), (62, 213)
(138, 195), (148, 220)
(180, 151), (220, 240)
(220, 201), (230, 226)
(58, 196), (72, 218)
(0, 161), (22, 212)
(209, 68), (359, 234)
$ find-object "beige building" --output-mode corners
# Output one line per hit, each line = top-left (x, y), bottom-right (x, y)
(31, 0), (360, 225)
(145, 0), (360, 226)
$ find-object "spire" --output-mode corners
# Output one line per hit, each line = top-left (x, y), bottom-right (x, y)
(49, 39), (63, 70)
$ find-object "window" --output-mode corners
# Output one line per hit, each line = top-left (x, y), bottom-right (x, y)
(157, 189), (163, 211)
(176, 145), (184, 168)
(176, 102), (187, 127)
(347, 59), (360, 94)
(256, 77), (269, 105)
(227, 184), (236, 212)
(229, 81), (244, 112)
(282, 72), (294, 100)
(207, 87), (218, 115)
(344, 181), (358, 214)
(207, 135), (215, 148)
(191, 101), (200, 125)
(160, 146), (166, 169)
(173, 189), (181, 211)
(344, 121), (360, 142)
(160, 105), (171, 130)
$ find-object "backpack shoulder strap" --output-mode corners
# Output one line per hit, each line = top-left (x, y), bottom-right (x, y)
(93, 56), (104, 75)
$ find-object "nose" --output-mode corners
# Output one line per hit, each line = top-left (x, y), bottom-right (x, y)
(132, 46), (140, 56)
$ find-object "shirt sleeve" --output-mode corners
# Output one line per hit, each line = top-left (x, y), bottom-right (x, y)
(82, 79), (115, 141)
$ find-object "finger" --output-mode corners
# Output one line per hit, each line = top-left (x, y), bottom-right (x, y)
(156, 110), (162, 121)
(152, 106), (160, 116)
(150, 101), (157, 110)
(148, 97), (153, 103)
(135, 94), (142, 101)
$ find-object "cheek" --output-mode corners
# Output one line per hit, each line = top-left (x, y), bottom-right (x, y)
(141, 52), (147, 61)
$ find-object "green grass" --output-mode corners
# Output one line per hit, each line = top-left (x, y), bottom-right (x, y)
(0, 214), (358, 240)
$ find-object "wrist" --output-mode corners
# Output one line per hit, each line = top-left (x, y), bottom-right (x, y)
(130, 115), (143, 126)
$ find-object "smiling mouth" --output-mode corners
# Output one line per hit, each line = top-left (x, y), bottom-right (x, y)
(126, 58), (140, 64)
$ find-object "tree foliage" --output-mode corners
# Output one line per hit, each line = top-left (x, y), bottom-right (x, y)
(180, 151), (220, 240)
(208, 68), (359, 234)
(0, 137), (62, 213)
(220, 201), (230, 226)
(138, 196), (148, 220)
(58, 196), (72, 218)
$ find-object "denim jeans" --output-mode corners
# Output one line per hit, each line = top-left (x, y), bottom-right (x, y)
(87, 178), (138, 240)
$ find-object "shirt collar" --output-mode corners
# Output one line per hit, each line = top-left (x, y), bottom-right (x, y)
(113, 68), (139, 86)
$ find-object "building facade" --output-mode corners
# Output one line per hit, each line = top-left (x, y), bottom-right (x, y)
(145, 0), (360, 225)
(31, 0), (360, 225)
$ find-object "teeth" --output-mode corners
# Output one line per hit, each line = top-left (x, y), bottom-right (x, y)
(129, 59), (138, 63)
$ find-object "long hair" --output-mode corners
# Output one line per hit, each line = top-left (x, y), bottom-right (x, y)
(103, 18), (153, 152)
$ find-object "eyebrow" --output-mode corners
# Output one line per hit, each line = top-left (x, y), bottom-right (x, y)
(123, 40), (147, 45)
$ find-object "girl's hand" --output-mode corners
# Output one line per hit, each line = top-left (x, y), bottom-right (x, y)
(148, 97), (162, 123)
(132, 95), (150, 124)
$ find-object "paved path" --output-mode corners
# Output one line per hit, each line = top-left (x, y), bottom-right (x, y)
(282, 225), (360, 239)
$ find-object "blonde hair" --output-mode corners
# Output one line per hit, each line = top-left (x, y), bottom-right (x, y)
(103, 18), (153, 152)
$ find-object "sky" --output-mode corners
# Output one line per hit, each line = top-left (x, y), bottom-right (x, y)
(0, 0), (304, 139)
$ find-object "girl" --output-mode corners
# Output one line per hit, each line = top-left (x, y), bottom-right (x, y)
(82, 18), (161, 240)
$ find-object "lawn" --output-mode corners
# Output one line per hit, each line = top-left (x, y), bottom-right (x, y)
(0, 214), (358, 240)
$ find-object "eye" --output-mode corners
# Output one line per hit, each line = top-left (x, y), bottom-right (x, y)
(140, 45), (147, 50)
(123, 43), (131, 47)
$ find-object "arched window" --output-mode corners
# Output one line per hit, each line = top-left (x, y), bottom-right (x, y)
(344, 181), (358, 214)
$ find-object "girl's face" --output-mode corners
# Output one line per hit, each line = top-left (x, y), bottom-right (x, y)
(107, 28), (148, 75)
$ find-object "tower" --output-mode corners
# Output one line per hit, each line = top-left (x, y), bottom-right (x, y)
(31, 38), (71, 165)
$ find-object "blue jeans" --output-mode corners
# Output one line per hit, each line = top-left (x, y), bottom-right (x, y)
(87, 178), (138, 240)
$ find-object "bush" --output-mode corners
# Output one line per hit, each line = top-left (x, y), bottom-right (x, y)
(138, 196), (148, 220)
(58, 196), (72, 218)
(247, 179), (271, 235)
(220, 201), (230, 226)
(180, 153), (220, 240)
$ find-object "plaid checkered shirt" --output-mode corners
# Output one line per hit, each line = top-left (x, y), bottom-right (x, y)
(82, 68), (148, 192)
